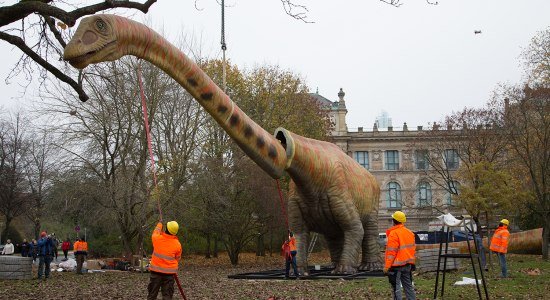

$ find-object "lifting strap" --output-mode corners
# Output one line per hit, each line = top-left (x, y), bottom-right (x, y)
(138, 62), (187, 300)
(275, 179), (289, 230)
(138, 63), (162, 221)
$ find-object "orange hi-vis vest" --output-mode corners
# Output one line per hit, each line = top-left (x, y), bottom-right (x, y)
(150, 222), (182, 274)
(490, 225), (510, 254)
(73, 241), (88, 255)
(384, 224), (416, 269)
(289, 237), (297, 252)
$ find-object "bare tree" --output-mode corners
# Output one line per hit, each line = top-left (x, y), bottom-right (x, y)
(24, 129), (59, 239)
(499, 85), (550, 259)
(0, 0), (158, 102)
(0, 111), (31, 243)
(410, 107), (512, 231)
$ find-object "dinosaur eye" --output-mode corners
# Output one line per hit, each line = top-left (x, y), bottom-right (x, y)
(95, 19), (107, 32)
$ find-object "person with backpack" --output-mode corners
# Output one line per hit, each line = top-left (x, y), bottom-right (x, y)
(37, 232), (55, 279)
(282, 231), (299, 280)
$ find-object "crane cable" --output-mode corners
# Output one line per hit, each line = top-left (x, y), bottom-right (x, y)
(221, 0), (227, 92)
(138, 62), (187, 300)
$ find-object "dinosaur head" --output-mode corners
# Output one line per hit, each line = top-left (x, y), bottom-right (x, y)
(64, 15), (121, 69)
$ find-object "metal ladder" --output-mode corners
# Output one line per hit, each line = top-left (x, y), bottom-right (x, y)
(307, 233), (319, 257)
(433, 215), (489, 299)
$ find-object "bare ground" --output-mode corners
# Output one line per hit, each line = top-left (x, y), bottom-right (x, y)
(1, 252), (549, 299)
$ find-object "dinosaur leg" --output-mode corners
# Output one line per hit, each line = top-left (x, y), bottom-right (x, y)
(328, 176), (364, 274)
(359, 212), (383, 271)
(287, 192), (310, 275)
(325, 234), (344, 267)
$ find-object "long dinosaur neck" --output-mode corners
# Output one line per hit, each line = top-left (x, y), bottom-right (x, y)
(115, 17), (287, 178)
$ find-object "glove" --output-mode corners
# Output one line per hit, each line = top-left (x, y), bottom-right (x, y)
(383, 267), (389, 275)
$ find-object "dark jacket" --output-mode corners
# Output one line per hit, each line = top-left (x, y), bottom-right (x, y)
(37, 237), (54, 256)
(20, 242), (30, 257)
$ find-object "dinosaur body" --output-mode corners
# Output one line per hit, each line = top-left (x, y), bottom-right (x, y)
(64, 15), (381, 273)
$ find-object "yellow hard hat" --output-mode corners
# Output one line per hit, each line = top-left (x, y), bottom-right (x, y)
(391, 211), (406, 223)
(500, 219), (509, 226)
(166, 221), (179, 235)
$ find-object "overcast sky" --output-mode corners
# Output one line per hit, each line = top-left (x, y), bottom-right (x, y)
(1, 0), (549, 130)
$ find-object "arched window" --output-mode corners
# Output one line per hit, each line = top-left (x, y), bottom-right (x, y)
(418, 181), (432, 207)
(446, 181), (460, 205)
(387, 182), (402, 208)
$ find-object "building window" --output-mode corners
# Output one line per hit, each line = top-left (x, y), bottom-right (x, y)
(446, 181), (460, 205)
(444, 149), (459, 170)
(385, 150), (399, 170)
(418, 181), (432, 207)
(387, 182), (402, 208)
(415, 150), (429, 170)
(354, 151), (369, 169)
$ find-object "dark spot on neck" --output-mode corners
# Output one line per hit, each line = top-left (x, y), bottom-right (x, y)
(217, 105), (228, 113)
(244, 125), (253, 138)
(229, 114), (239, 126)
(256, 137), (265, 148)
(268, 145), (277, 159)
(201, 92), (213, 101)
(187, 78), (198, 87)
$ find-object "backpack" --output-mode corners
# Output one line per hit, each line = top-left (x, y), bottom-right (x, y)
(281, 241), (291, 259)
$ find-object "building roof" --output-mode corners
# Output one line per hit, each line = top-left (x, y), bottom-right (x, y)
(309, 92), (338, 109)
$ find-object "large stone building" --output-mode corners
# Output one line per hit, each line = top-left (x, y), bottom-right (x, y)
(311, 89), (464, 232)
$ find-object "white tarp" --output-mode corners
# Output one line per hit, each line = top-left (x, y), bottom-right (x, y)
(437, 213), (464, 227)
(454, 277), (482, 285)
(58, 258), (77, 271)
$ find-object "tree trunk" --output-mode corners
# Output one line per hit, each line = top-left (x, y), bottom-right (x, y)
(1, 216), (13, 244)
(543, 219), (549, 260)
(32, 218), (41, 241)
(269, 230), (273, 257)
(256, 233), (265, 256)
(205, 232), (211, 259)
(213, 235), (218, 258)
(228, 248), (239, 265)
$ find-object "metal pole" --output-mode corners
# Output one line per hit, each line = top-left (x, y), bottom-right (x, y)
(221, 0), (227, 93)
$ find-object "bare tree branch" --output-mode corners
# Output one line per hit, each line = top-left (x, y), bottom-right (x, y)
(280, 0), (313, 23)
(0, 31), (88, 101)
(0, 0), (157, 28)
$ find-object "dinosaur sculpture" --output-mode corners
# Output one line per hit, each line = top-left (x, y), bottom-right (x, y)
(64, 15), (381, 273)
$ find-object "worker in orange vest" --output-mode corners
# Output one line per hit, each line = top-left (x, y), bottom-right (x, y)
(147, 221), (182, 300)
(282, 231), (299, 279)
(73, 236), (88, 275)
(384, 211), (416, 300)
(490, 219), (510, 278)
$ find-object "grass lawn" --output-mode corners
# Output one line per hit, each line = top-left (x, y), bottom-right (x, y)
(0, 253), (548, 299)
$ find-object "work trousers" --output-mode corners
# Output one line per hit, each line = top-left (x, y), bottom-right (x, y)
(76, 254), (86, 274)
(496, 252), (507, 277)
(285, 250), (299, 278)
(37, 255), (52, 279)
(388, 264), (416, 300)
(147, 271), (175, 300)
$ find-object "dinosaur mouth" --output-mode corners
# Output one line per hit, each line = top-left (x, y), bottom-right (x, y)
(65, 40), (117, 68)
